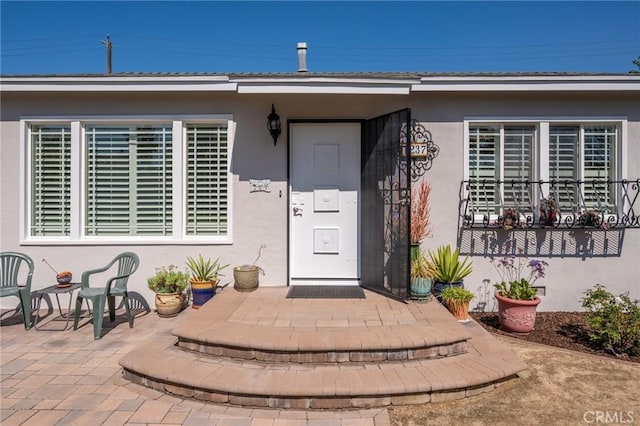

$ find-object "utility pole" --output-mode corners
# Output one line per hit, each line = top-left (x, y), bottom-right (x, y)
(101, 34), (112, 74)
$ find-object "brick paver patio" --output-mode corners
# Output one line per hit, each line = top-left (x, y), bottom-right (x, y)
(1, 293), (390, 425)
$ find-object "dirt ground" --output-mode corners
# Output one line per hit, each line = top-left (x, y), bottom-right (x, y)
(388, 335), (640, 425)
(471, 311), (639, 363)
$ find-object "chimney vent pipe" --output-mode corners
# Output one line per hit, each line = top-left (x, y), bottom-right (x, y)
(297, 42), (308, 72)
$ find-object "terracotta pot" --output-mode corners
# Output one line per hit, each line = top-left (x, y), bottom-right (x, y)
(445, 300), (470, 321)
(154, 292), (185, 317)
(190, 279), (217, 309)
(495, 292), (541, 333)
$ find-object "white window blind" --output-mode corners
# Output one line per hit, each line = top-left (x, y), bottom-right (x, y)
(549, 125), (617, 212)
(85, 125), (173, 236)
(469, 126), (500, 214)
(583, 125), (617, 212)
(30, 125), (71, 236)
(468, 125), (535, 215)
(503, 126), (534, 208)
(549, 126), (580, 210)
(186, 124), (229, 236)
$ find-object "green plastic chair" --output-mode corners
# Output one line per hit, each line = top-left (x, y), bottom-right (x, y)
(0, 252), (34, 329)
(73, 252), (139, 340)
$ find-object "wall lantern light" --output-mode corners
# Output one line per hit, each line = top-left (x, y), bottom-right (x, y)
(267, 104), (281, 146)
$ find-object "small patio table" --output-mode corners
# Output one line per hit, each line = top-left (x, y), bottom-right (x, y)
(33, 283), (83, 331)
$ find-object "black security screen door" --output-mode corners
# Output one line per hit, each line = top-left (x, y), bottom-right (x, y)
(361, 109), (411, 300)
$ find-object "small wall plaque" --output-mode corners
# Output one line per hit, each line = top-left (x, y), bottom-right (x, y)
(250, 179), (271, 193)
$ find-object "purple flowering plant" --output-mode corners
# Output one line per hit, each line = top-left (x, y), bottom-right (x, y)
(490, 248), (549, 300)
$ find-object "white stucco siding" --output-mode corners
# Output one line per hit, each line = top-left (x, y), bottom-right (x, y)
(411, 92), (640, 311)
(1, 88), (639, 311)
(0, 92), (293, 307)
(0, 92), (410, 308)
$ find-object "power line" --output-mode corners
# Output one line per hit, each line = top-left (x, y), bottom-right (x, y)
(0, 48), (96, 58)
(2, 33), (638, 72)
(8, 32), (627, 54)
(0, 34), (104, 43)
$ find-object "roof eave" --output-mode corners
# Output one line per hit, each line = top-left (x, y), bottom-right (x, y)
(1, 73), (638, 93)
(412, 75), (640, 91)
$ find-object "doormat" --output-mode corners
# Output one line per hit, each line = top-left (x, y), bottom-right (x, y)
(286, 285), (366, 299)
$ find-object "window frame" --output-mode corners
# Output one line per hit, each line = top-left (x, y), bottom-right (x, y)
(20, 115), (235, 245)
(463, 117), (628, 223)
(467, 123), (538, 217)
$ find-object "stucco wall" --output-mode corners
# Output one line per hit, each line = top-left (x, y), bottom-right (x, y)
(410, 92), (640, 311)
(1, 90), (638, 311)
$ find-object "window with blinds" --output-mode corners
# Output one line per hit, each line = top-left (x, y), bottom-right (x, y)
(85, 125), (173, 236)
(469, 126), (500, 214)
(468, 126), (534, 214)
(583, 125), (617, 212)
(185, 124), (229, 236)
(27, 117), (232, 242)
(503, 126), (534, 208)
(549, 125), (617, 212)
(31, 125), (71, 236)
(549, 126), (580, 210)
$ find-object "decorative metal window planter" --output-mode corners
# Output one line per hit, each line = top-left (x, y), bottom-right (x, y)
(460, 179), (640, 230)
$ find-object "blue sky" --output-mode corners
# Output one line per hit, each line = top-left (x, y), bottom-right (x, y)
(1, 1), (639, 75)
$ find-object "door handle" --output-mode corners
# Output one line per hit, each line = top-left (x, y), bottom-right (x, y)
(293, 206), (303, 216)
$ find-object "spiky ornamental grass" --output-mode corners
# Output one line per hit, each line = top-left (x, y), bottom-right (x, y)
(411, 180), (432, 244)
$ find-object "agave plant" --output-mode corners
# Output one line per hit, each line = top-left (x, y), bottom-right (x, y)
(185, 255), (229, 282)
(427, 244), (473, 283)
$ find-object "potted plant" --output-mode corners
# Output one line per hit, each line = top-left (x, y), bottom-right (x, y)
(491, 249), (549, 333)
(147, 265), (190, 317)
(440, 286), (475, 321)
(410, 181), (432, 261)
(427, 244), (473, 301)
(499, 208), (523, 230)
(42, 258), (73, 287)
(410, 249), (435, 301)
(578, 209), (608, 229)
(539, 195), (558, 227)
(186, 255), (228, 309)
(233, 244), (265, 292)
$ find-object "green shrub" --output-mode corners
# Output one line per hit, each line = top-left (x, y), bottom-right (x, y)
(581, 284), (640, 357)
(440, 286), (474, 303)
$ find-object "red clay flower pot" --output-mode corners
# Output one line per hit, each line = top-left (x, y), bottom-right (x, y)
(495, 292), (541, 334)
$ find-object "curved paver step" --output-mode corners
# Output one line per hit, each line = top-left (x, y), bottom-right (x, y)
(176, 327), (469, 363)
(119, 320), (528, 409)
(171, 289), (473, 363)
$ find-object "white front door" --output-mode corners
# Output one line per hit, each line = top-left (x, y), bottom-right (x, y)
(290, 123), (361, 286)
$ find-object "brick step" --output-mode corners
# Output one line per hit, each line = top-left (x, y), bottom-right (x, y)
(171, 291), (473, 363)
(176, 325), (469, 363)
(119, 321), (528, 409)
